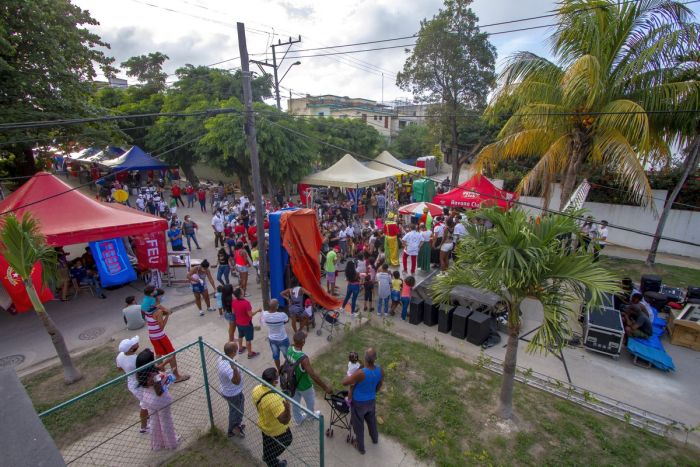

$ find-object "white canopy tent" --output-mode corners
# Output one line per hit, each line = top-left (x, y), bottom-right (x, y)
(367, 150), (423, 177)
(301, 153), (388, 188)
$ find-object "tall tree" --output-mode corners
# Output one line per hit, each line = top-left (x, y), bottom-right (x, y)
(147, 66), (272, 184)
(475, 0), (696, 208)
(306, 117), (384, 166)
(199, 101), (316, 195)
(0, 0), (118, 175)
(432, 207), (617, 419)
(0, 214), (82, 384)
(397, 0), (496, 188)
(120, 52), (169, 91)
(644, 50), (700, 265)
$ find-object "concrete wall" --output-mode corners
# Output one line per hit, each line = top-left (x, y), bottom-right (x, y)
(519, 184), (700, 258)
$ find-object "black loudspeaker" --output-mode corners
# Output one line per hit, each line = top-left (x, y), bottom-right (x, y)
(422, 298), (439, 326)
(409, 298), (424, 325)
(438, 305), (455, 334)
(467, 311), (491, 346)
(687, 286), (700, 301)
(451, 306), (472, 339)
(640, 275), (662, 294)
(644, 291), (668, 311)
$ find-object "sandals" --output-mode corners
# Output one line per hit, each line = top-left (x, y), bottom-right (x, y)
(247, 351), (260, 359)
(173, 374), (191, 383)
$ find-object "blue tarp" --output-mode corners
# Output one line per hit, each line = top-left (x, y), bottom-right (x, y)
(103, 146), (170, 171)
(89, 238), (137, 287)
(627, 307), (675, 371)
(268, 208), (297, 306)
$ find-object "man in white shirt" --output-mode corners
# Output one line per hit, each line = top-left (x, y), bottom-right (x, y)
(116, 336), (149, 433)
(594, 220), (609, 262)
(135, 195), (145, 212)
(211, 210), (225, 248)
(262, 299), (290, 372)
(217, 341), (245, 438)
(453, 216), (467, 242)
(401, 224), (423, 275)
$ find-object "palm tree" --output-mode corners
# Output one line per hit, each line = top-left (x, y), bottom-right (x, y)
(0, 213), (82, 384)
(474, 0), (696, 208)
(431, 207), (618, 419)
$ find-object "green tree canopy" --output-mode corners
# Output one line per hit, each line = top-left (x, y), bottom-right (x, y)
(389, 124), (436, 159)
(306, 117), (384, 165)
(475, 0), (697, 208)
(0, 0), (118, 175)
(120, 52), (169, 91)
(397, 0), (496, 186)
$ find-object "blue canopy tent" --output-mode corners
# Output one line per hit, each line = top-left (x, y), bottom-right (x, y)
(102, 146), (171, 171)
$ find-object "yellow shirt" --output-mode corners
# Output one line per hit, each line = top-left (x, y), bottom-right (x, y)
(252, 384), (289, 436)
(391, 278), (402, 292)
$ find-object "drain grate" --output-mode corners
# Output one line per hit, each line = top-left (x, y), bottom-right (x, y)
(78, 327), (106, 341)
(0, 354), (26, 368)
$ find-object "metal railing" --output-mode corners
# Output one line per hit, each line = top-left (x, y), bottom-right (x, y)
(38, 337), (324, 466)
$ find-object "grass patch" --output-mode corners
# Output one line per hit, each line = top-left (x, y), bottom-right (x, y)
(600, 256), (700, 289)
(22, 345), (132, 447)
(314, 325), (700, 466)
(160, 428), (258, 466)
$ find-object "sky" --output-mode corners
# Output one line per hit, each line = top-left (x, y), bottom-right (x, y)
(74, 0), (700, 109)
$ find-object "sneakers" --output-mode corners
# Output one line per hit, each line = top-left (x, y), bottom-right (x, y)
(238, 348), (246, 354)
(247, 351), (260, 359)
(207, 307), (216, 312)
(295, 413), (307, 426)
(199, 310), (205, 316)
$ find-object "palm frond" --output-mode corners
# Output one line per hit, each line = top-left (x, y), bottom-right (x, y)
(561, 54), (604, 110)
(0, 213), (57, 284)
(594, 99), (650, 148)
(517, 134), (571, 196)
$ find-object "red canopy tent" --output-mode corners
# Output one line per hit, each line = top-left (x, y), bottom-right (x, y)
(0, 172), (167, 246)
(432, 175), (518, 210)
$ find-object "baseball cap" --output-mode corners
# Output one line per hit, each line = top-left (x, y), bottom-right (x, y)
(118, 335), (140, 353)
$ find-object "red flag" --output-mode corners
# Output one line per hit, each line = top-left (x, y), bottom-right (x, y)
(133, 231), (167, 272)
(0, 256), (54, 313)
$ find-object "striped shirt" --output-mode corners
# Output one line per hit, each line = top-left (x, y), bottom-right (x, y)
(144, 311), (165, 340)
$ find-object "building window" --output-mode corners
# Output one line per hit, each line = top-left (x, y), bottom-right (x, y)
(399, 121), (407, 129)
(384, 116), (388, 128)
(318, 112), (324, 116)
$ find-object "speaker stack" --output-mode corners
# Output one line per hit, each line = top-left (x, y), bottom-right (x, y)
(644, 291), (668, 311)
(451, 306), (472, 339)
(467, 311), (491, 346)
(687, 286), (700, 304)
(409, 297), (424, 325)
(640, 274), (662, 294)
(422, 298), (439, 326)
(438, 304), (455, 333)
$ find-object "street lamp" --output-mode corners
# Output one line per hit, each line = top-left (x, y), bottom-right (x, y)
(279, 61), (301, 85)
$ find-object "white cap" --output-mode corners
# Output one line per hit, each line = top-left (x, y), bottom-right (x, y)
(118, 335), (140, 353)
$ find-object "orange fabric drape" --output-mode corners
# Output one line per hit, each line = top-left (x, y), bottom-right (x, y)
(280, 209), (342, 310)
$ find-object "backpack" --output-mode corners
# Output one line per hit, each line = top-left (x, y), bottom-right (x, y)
(279, 353), (307, 397)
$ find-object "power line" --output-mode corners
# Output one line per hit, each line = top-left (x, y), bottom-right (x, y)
(253, 109), (700, 249)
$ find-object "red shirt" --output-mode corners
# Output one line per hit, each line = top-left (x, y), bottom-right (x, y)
(232, 298), (252, 326)
(171, 186), (181, 197)
(247, 226), (257, 242)
(185, 186), (194, 195)
(197, 190), (206, 201)
(234, 224), (245, 236)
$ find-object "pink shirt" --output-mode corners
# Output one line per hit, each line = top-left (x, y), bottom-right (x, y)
(401, 283), (412, 298)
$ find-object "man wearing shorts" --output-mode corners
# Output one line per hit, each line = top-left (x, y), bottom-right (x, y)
(325, 246), (339, 295)
(262, 299), (290, 372)
(116, 336), (149, 433)
(141, 285), (189, 382)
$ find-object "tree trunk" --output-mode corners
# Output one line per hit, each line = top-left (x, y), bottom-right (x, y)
(646, 135), (700, 266)
(180, 163), (199, 186)
(559, 137), (586, 208)
(499, 322), (520, 419)
(24, 280), (82, 384)
(449, 114), (460, 188)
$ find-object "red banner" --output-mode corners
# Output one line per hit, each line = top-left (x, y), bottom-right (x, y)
(0, 256), (54, 313)
(133, 231), (167, 272)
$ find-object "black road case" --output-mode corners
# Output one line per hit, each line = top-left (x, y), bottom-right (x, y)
(584, 305), (624, 358)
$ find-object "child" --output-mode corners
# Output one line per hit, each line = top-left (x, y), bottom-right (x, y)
(303, 298), (314, 331)
(390, 270), (403, 316)
(376, 264), (392, 317)
(215, 285), (224, 318)
(362, 274), (374, 312)
(401, 276), (416, 321)
(250, 241), (260, 283)
(345, 351), (363, 406)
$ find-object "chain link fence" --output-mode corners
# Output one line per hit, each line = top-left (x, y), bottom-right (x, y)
(38, 338), (323, 466)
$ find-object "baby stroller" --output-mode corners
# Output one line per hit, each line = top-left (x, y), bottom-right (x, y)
(316, 308), (343, 341)
(324, 390), (354, 443)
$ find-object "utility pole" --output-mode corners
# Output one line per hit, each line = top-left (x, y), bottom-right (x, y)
(251, 35), (301, 110)
(237, 22), (270, 308)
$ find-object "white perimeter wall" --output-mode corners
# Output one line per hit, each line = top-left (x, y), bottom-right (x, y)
(517, 183), (700, 258)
